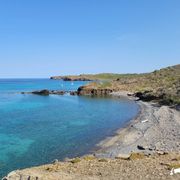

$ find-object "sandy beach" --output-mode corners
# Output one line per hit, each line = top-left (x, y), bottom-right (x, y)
(95, 92), (180, 158)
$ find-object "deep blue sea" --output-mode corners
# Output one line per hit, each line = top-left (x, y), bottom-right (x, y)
(0, 79), (139, 177)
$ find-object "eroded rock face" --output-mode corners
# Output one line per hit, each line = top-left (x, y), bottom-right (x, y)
(77, 86), (113, 96)
(61, 77), (92, 81)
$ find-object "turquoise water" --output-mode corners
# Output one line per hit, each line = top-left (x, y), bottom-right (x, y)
(0, 79), (139, 177)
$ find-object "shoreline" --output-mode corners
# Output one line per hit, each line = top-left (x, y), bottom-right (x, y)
(3, 91), (180, 179)
(94, 92), (180, 158)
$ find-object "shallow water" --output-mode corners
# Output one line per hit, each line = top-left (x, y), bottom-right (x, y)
(0, 79), (139, 177)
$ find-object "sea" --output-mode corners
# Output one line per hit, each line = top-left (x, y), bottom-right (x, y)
(0, 79), (139, 177)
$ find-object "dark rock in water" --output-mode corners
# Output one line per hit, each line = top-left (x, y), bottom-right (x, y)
(70, 91), (78, 96)
(51, 90), (66, 95)
(32, 89), (50, 96)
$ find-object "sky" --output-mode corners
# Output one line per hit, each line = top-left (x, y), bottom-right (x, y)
(0, 0), (180, 78)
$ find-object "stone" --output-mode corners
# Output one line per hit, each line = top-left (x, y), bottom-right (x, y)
(115, 154), (131, 160)
(156, 151), (168, 155)
(52, 159), (59, 164)
(137, 145), (146, 150)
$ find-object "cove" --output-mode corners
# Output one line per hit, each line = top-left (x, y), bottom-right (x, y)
(0, 79), (139, 177)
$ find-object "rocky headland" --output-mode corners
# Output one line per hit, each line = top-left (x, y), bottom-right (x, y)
(50, 65), (180, 108)
(50, 75), (94, 81)
(77, 64), (180, 108)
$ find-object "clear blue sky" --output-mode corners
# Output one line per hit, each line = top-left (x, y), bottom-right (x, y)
(0, 0), (179, 78)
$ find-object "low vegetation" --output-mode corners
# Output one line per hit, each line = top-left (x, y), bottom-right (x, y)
(50, 64), (180, 106)
(78, 64), (180, 107)
(5, 153), (180, 180)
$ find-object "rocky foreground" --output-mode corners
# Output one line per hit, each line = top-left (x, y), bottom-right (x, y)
(3, 153), (180, 180)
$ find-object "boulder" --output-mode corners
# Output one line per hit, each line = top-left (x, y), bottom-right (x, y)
(115, 154), (131, 160)
(137, 145), (146, 150)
